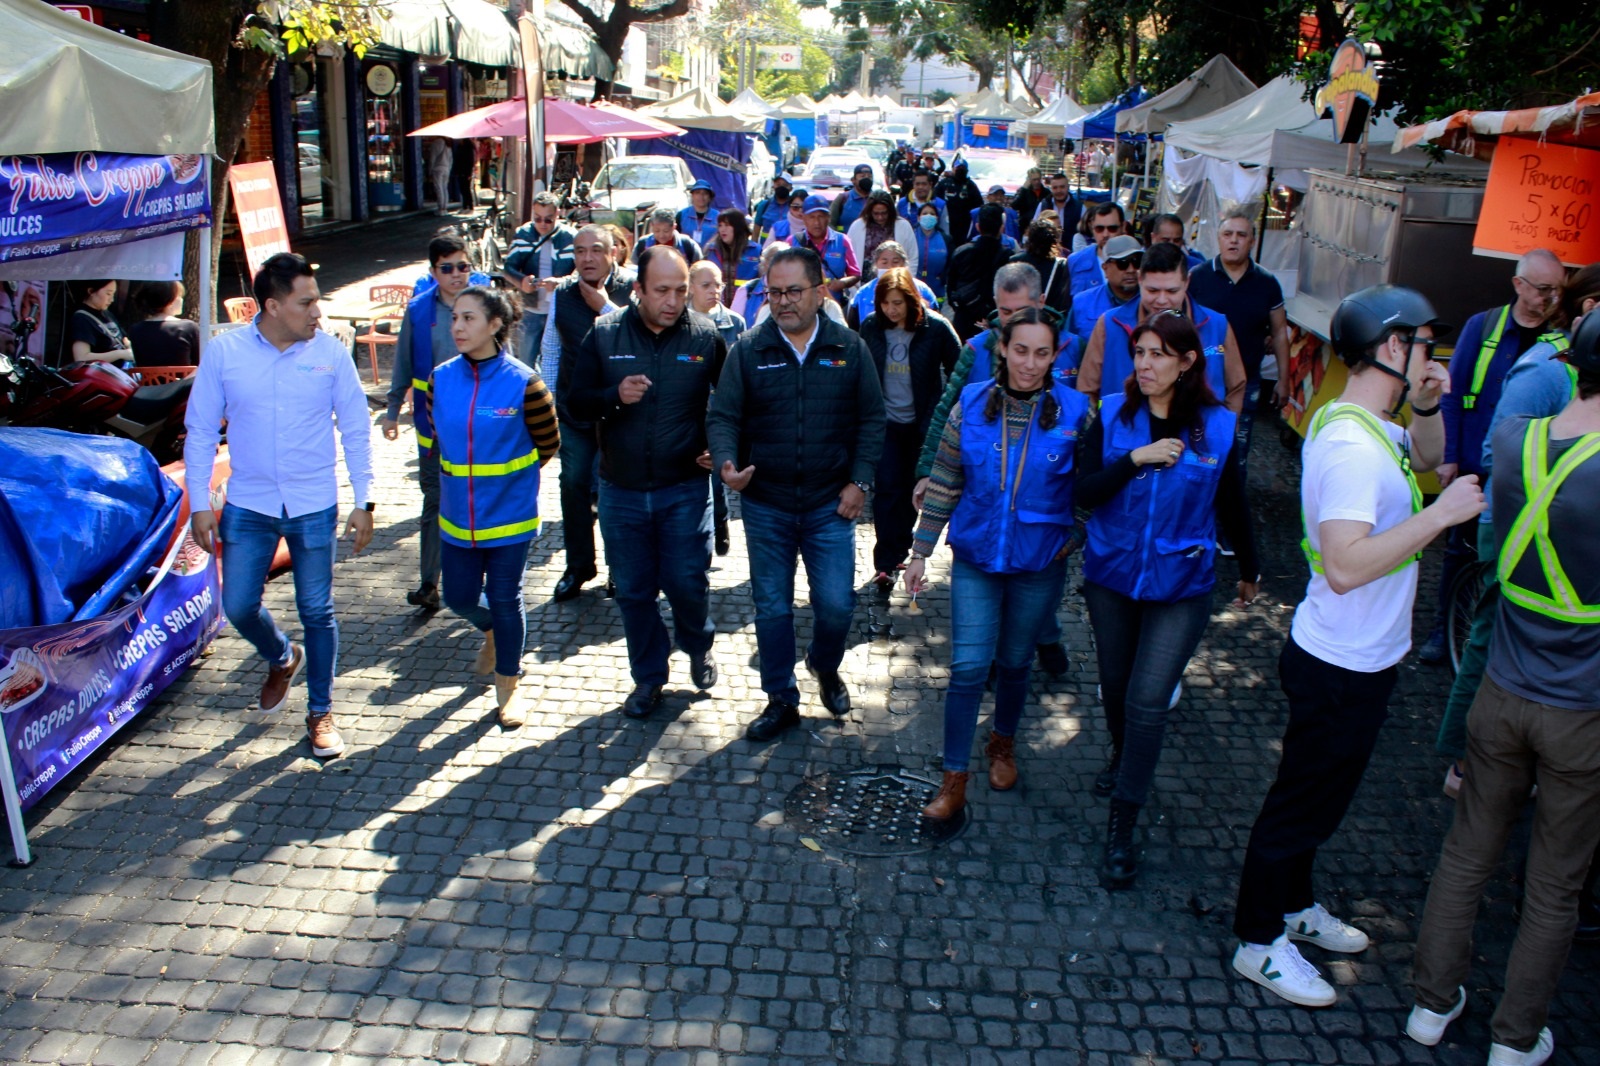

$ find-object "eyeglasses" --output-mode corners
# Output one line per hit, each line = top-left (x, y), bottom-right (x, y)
(1402, 333), (1439, 358)
(1107, 256), (1142, 269)
(1092, 224), (1120, 234)
(436, 262), (471, 274)
(768, 285), (819, 304)
(1151, 308), (1186, 320)
(1515, 276), (1559, 297)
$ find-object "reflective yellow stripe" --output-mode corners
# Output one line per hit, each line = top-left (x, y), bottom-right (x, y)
(1300, 403), (1422, 576)
(412, 377), (430, 393)
(1498, 418), (1600, 623)
(1463, 306), (1510, 411)
(438, 449), (539, 477)
(438, 514), (541, 542)
(415, 433), (433, 449)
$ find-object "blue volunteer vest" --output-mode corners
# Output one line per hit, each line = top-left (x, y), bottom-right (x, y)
(1100, 298), (1230, 401)
(914, 228), (948, 299)
(406, 291), (445, 451)
(678, 208), (718, 249)
(946, 378), (1091, 574)
(431, 352), (542, 549)
(967, 327), (1081, 387)
(1083, 394), (1236, 602)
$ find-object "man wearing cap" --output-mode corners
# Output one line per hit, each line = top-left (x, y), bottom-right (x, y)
(1066, 201), (1125, 296)
(937, 160), (983, 251)
(794, 194), (860, 304)
(830, 165), (877, 232)
(635, 206), (703, 265)
(920, 149), (945, 179)
(1031, 172), (1082, 238)
(1070, 234), (1142, 351)
(967, 185), (1020, 244)
(898, 170), (948, 238)
(752, 174), (794, 244)
(678, 181), (719, 249)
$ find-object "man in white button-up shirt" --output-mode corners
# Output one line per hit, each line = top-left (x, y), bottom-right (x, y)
(184, 253), (375, 758)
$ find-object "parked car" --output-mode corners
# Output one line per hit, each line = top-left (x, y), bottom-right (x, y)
(954, 148), (1036, 196)
(297, 143), (323, 204)
(587, 155), (695, 229)
(844, 136), (897, 161)
(868, 123), (917, 144)
(794, 148), (887, 193)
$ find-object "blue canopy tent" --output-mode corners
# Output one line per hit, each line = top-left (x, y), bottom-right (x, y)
(947, 89), (1031, 149)
(777, 95), (818, 154)
(1067, 85), (1151, 196)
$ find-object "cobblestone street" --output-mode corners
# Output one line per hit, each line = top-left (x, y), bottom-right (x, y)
(2, 222), (1596, 1063)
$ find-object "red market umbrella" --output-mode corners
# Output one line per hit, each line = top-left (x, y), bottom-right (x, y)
(410, 99), (685, 144)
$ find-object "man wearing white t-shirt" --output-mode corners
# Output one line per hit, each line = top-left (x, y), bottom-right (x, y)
(1230, 285), (1487, 1008)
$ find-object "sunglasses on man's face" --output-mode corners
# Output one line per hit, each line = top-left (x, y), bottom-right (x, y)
(436, 262), (472, 275)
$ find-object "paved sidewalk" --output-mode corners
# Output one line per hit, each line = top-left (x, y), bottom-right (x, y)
(2, 328), (1596, 1058)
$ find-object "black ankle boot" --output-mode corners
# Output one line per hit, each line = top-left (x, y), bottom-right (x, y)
(1101, 799), (1140, 889)
(1093, 745), (1122, 798)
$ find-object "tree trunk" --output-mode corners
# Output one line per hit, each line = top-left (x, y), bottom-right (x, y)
(147, 1), (275, 322)
(1126, 17), (1139, 86)
(970, 57), (996, 91)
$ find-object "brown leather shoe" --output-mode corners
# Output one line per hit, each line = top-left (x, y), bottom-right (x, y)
(473, 632), (496, 676)
(305, 712), (344, 758)
(922, 771), (969, 820)
(495, 673), (526, 729)
(259, 643), (304, 712)
(986, 731), (1018, 791)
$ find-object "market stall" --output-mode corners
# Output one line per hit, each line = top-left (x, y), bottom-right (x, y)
(1008, 94), (1089, 153)
(0, 0), (222, 864)
(636, 88), (773, 211)
(945, 88), (1033, 150)
(777, 94), (820, 153)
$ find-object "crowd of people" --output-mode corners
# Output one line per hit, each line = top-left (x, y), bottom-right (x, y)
(179, 154), (1600, 1065)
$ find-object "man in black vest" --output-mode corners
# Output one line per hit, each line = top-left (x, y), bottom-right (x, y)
(707, 247), (886, 741)
(547, 224), (638, 600)
(567, 247), (726, 719)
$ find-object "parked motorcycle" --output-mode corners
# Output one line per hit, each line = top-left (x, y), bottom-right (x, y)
(0, 315), (193, 464)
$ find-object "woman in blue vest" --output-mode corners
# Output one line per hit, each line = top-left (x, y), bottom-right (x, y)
(767, 188), (809, 245)
(427, 286), (561, 729)
(704, 208), (762, 306)
(913, 202), (949, 304)
(1078, 311), (1258, 888)
(905, 309), (1093, 821)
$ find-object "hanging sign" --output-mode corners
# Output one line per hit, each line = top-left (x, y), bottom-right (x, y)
(1475, 136), (1600, 266)
(0, 152), (211, 265)
(1315, 39), (1380, 144)
(757, 46), (803, 71)
(227, 162), (291, 278)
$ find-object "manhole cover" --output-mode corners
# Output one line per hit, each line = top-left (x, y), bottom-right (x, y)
(784, 764), (968, 855)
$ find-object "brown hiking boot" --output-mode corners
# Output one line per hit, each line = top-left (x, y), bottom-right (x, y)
(473, 631), (496, 676)
(306, 712), (344, 758)
(922, 771), (969, 821)
(259, 643), (304, 712)
(986, 731), (1018, 791)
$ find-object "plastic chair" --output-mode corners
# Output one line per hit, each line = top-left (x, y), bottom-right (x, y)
(129, 366), (198, 386)
(353, 284), (413, 387)
(223, 297), (258, 323)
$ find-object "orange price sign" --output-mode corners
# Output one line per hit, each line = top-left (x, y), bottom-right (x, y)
(1475, 136), (1600, 267)
(227, 162), (291, 278)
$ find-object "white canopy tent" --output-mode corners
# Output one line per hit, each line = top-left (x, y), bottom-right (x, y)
(0, 0), (215, 288)
(1010, 94), (1089, 142)
(729, 87), (780, 117)
(640, 87), (765, 133)
(1115, 54), (1255, 136)
(957, 88), (1032, 121)
(776, 94), (819, 118)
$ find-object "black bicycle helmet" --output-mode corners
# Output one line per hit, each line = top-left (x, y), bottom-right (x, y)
(1329, 284), (1451, 366)
(1569, 310), (1600, 376)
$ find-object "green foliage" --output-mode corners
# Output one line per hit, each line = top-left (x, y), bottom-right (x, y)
(1076, 44), (1124, 105)
(245, 1), (388, 60)
(715, 0), (836, 100)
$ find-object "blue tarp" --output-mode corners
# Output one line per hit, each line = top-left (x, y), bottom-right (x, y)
(0, 428), (181, 630)
(629, 128), (754, 212)
(787, 116), (816, 152)
(1081, 86), (1151, 140)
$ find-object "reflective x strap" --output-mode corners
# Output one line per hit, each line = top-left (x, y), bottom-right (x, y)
(1464, 306), (1511, 410)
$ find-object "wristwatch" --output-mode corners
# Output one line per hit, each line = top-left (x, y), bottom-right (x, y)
(362, 502), (376, 512)
(852, 481), (872, 494)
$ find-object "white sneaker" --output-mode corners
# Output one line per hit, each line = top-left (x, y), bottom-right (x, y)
(1232, 935), (1337, 1008)
(1406, 985), (1465, 1046)
(1284, 902), (1370, 953)
(1487, 1027), (1554, 1066)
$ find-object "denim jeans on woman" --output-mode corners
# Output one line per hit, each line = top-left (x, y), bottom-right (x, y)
(219, 502), (339, 716)
(1083, 581), (1212, 806)
(740, 497), (857, 706)
(441, 540), (531, 676)
(942, 557), (1067, 772)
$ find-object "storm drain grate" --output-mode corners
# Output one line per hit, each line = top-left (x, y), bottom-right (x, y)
(784, 764), (968, 856)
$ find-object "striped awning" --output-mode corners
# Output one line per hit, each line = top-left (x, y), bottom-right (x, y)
(376, 0), (520, 68)
(1394, 92), (1600, 160)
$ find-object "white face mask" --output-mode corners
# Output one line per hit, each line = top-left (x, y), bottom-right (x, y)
(919, 215), (938, 232)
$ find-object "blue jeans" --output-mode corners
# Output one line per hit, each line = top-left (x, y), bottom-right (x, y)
(598, 478), (715, 686)
(557, 419), (599, 574)
(219, 503), (339, 715)
(741, 496), (857, 705)
(1083, 581), (1213, 806)
(521, 312), (547, 370)
(441, 540), (531, 676)
(942, 557), (1067, 772)
(417, 448), (441, 588)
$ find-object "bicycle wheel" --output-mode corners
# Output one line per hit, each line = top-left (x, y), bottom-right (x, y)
(1445, 559), (1491, 675)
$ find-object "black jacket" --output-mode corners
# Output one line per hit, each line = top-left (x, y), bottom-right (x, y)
(857, 309), (960, 438)
(568, 304), (726, 490)
(1009, 250), (1074, 318)
(552, 265), (637, 426)
(945, 235), (1011, 338)
(936, 174), (983, 245)
(706, 314), (886, 513)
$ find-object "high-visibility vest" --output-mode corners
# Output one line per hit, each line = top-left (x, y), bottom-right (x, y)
(432, 352), (542, 549)
(1463, 306), (1570, 410)
(1300, 402), (1422, 577)
(1497, 416), (1600, 623)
